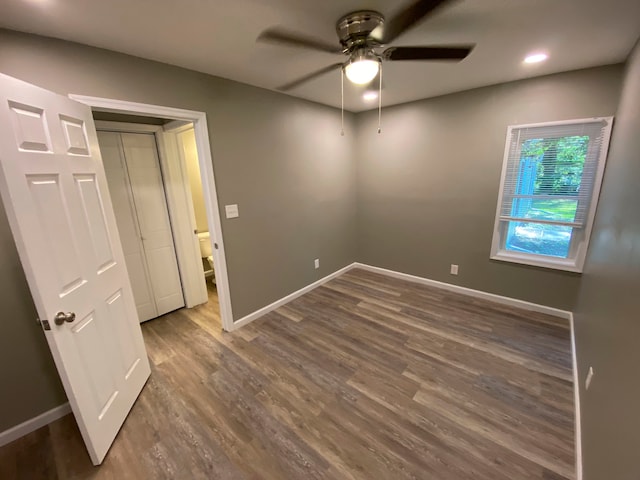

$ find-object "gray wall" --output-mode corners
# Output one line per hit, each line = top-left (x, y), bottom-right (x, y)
(0, 205), (67, 432)
(0, 29), (357, 430)
(573, 40), (640, 480)
(355, 65), (623, 310)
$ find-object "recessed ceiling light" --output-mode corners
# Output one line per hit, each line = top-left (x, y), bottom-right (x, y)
(363, 91), (378, 101)
(524, 53), (548, 64)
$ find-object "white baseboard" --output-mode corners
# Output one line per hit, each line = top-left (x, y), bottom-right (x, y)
(0, 403), (70, 447)
(569, 313), (583, 480)
(231, 261), (572, 331)
(230, 263), (357, 331)
(354, 262), (572, 319)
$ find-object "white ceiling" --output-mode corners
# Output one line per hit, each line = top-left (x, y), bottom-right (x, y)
(2, 0), (639, 112)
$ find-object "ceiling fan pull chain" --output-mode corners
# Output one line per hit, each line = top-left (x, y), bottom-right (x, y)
(340, 67), (345, 136)
(377, 63), (383, 134)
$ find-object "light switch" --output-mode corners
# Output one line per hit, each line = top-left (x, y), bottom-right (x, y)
(225, 204), (239, 219)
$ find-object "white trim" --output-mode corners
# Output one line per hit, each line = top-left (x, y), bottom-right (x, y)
(163, 120), (193, 134)
(231, 261), (571, 331)
(0, 403), (71, 447)
(158, 126), (208, 308)
(229, 263), (358, 331)
(490, 250), (583, 273)
(575, 117), (614, 272)
(70, 95), (234, 332)
(191, 111), (233, 331)
(70, 95), (199, 120)
(353, 263), (572, 319)
(93, 120), (161, 134)
(231, 260), (572, 328)
(490, 116), (614, 274)
(569, 313), (583, 480)
(501, 116), (611, 130)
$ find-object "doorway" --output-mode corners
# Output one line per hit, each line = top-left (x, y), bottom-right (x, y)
(94, 115), (222, 329)
(70, 95), (234, 332)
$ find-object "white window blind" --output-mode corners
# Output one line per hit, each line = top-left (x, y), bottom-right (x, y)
(499, 120), (608, 228)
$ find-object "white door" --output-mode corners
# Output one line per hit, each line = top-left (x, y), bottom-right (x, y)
(0, 74), (151, 465)
(99, 131), (185, 320)
(119, 133), (186, 316)
(99, 131), (159, 322)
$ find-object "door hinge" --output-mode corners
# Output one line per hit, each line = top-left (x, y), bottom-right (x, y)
(38, 318), (51, 331)
(214, 243), (219, 250)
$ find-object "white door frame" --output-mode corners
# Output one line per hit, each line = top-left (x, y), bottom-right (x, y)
(94, 120), (208, 312)
(71, 95), (234, 332)
(160, 121), (211, 305)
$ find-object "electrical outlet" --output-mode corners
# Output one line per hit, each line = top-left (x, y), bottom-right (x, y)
(585, 366), (594, 390)
(314, 259), (320, 269)
(450, 264), (459, 275)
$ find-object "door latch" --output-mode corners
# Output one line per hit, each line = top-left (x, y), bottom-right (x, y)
(38, 318), (51, 331)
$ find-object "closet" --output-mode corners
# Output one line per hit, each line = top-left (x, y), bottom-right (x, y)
(97, 130), (184, 322)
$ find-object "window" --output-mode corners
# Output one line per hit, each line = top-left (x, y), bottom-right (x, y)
(491, 117), (613, 272)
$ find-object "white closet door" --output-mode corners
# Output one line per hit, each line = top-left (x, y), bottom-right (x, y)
(98, 131), (157, 322)
(121, 133), (185, 317)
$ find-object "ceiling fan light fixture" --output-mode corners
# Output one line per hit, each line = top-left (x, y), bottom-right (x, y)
(344, 52), (380, 85)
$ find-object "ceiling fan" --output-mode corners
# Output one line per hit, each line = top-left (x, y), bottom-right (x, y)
(257, 0), (475, 92)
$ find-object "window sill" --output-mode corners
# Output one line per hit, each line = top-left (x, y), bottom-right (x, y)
(490, 250), (583, 273)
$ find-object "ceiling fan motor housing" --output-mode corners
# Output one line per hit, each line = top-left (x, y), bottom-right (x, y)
(336, 11), (385, 51)
(260, 1), (474, 92)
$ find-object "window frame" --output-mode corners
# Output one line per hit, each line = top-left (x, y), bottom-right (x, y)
(490, 117), (614, 273)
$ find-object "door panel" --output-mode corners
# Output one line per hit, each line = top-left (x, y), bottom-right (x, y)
(59, 114), (90, 155)
(27, 174), (87, 295)
(124, 253), (157, 321)
(106, 289), (139, 377)
(71, 309), (118, 414)
(0, 74), (150, 465)
(74, 174), (117, 273)
(8, 100), (52, 152)
(145, 245), (185, 314)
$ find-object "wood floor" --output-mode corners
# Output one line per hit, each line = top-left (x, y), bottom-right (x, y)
(0, 268), (575, 479)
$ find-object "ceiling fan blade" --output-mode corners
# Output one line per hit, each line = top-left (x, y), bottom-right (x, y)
(258, 28), (343, 54)
(277, 63), (344, 91)
(383, 45), (474, 61)
(375, 0), (451, 44)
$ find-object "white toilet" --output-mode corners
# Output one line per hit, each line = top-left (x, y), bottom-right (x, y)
(197, 231), (216, 284)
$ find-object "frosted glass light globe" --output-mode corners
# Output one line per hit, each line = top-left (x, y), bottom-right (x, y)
(345, 59), (380, 85)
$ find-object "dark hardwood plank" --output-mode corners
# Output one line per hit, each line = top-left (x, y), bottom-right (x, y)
(0, 268), (575, 479)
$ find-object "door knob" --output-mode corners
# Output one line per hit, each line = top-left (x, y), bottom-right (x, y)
(54, 311), (76, 326)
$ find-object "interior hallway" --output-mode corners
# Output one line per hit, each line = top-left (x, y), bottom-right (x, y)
(0, 269), (574, 479)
